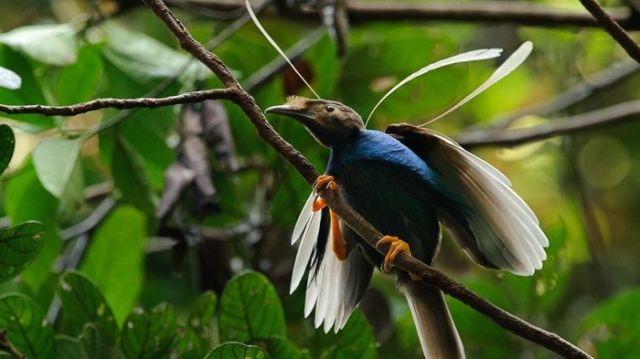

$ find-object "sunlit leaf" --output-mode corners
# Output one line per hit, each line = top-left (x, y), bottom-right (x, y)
(0, 294), (54, 358)
(121, 303), (177, 359)
(33, 138), (84, 207)
(0, 65), (20, 89)
(0, 23), (78, 65)
(0, 221), (45, 283)
(57, 271), (118, 342)
(219, 271), (286, 342)
(80, 206), (147, 324)
(101, 22), (208, 84)
(205, 342), (270, 359)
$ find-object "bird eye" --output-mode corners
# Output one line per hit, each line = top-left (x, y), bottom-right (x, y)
(325, 105), (335, 113)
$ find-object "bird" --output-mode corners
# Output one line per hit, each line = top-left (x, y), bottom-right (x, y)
(266, 96), (549, 358)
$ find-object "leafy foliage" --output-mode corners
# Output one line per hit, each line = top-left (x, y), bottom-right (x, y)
(0, 221), (45, 283)
(0, 2), (638, 358)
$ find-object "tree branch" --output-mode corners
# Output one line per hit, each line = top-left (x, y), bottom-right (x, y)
(0, 89), (236, 116)
(456, 100), (640, 149)
(141, 1), (591, 357)
(175, 0), (639, 29)
(579, 0), (640, 62)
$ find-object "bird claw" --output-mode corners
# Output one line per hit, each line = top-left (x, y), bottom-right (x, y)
(376, 235), (412, 272)
(314, 175), (338, 192)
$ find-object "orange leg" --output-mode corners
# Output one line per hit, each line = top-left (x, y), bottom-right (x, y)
(376, 236), (412, 273)
(330, 210), (348, 260)
(314, 175), (338, 192)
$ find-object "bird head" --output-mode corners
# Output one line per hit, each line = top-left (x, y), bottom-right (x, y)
(266, 96), (364, 148)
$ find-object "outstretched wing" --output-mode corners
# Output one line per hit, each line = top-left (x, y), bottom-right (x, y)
(290, 192), (373, 332)
(386, 124), (548, 276)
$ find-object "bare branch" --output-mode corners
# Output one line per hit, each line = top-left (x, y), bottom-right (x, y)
(176, 0), (639, 29)
(143, 1), (591, 357)
(457, 100), (640, 148)
(0, 89), (236, 116)
(579, 0), (640, 62)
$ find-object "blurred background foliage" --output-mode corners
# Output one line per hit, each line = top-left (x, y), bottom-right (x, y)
(0, 0), (639, 357)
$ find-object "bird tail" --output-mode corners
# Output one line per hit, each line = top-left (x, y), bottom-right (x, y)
(401, 277), (465, 359)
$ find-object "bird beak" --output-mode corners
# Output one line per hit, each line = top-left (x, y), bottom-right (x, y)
(265, 104), (313, 122)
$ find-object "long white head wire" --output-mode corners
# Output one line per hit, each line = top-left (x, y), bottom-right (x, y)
(419, 41), (533, 127)
(245, 0), (321, 99)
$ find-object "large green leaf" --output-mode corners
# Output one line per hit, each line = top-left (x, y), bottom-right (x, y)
(0, 124), (14, 175)
(0, 221), (45, 283)
(0, 294), (54, 358)
(101, 22), (208, 84)
(326, 311), (377, 359)
(189, 291), (218, 344)
(57, 271), (118, 342)
(260, 337), (303, 359)
(171, 326), (209, 359)
(55, 335), (86, 359)
(111, 137), (155, 215)
(3, 162), (60, 292)
(80, 206), (147, 324)
(55, 45), (103, 104)
(205, 342), (270, 359)
(0, 47), (53, 128)
(579, 289), (640, 358)
(0, 65), (20, 90)
(0, 23), (78, 65)
(121, 303), (177, 359)
(32, 138), (84, 208)
(219, 271), (286, 343)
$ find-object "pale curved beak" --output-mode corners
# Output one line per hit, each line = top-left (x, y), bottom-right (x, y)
(265, 104), (313, 122)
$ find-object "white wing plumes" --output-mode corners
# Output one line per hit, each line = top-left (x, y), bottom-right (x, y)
(290, 192), (373, 333)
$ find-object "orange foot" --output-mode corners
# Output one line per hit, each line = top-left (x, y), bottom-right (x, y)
(314, 175), (338, 192)
(376, 236), (412, 273)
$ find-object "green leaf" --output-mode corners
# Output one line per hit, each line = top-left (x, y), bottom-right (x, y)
(32, 139), (84, 207)
(0, 65), (20, 90)
(579, 289), (640, 358)
(0, 47), (53, 129)
(111, 137), (155, 214)
(171, 327), (209, 359)
(55, 45), (103, 104)
(101, 22), (208, 84)
(260, 337), (302, 359)
(189, 291), (218, 343)
(81, 323), (114, 359)
(0, 294), (54, 358)
(57, 271), (118, 342)
(121, 303), (177, 359)
(219, 271), (286, 343)
(325, 311), (377, 359)
(205, 342), (270, 359)
(3, 162), (61, 292)
(80, 206), (147, 324)
(0, 23), (78, 65)
(55, 335), (86, 359)
(0, 124), (15, 175)
(0, 221), (45, 283)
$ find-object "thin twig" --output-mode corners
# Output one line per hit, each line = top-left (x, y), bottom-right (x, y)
(0, 89), (236, 116)
(142, 1), (591, 357)
(456, 100), (640, 148)
(579, 0), (640, 62)
(178, 0), (639, 29)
